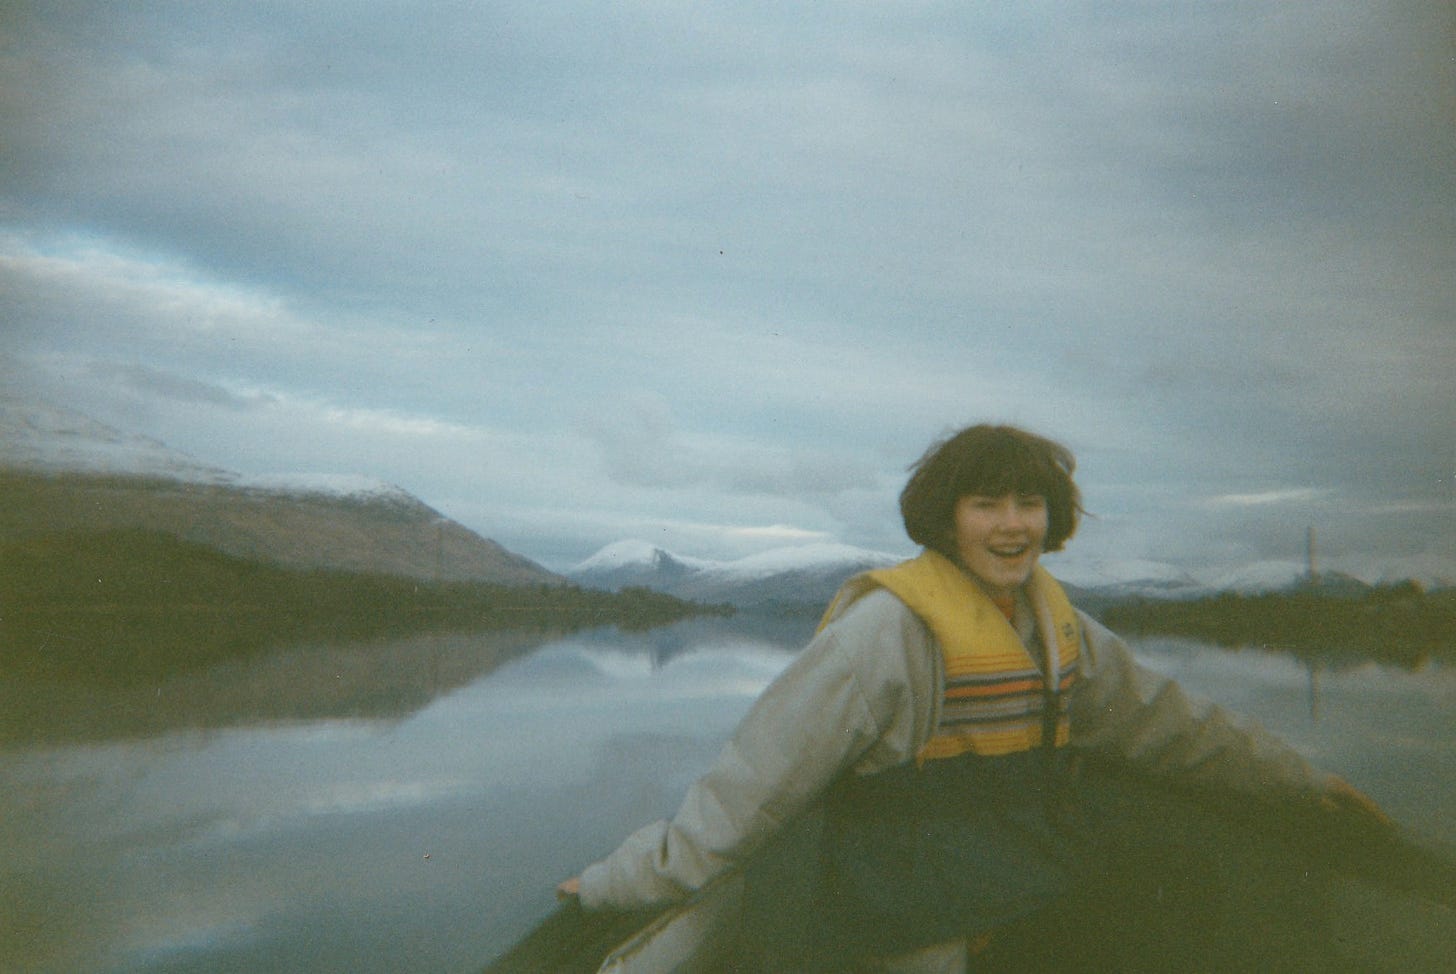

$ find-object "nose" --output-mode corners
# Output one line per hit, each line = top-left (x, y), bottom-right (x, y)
(997, 498), (1028, 532)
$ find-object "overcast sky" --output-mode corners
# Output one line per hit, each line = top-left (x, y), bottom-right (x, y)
(2, 2), (1452, 578)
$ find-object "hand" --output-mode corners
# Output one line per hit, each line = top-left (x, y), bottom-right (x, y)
(556, 876), (581, 901)
(1319, 776), (1392, 831)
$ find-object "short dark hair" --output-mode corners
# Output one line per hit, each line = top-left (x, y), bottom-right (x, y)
(899, 424), (1083, 556)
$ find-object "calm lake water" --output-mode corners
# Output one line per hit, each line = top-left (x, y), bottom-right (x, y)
(2, 615), (1453, 973)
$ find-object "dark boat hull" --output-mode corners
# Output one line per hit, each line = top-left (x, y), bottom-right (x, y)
(484, 766), (1456, 972)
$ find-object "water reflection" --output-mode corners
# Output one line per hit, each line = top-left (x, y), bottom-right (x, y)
(1133, 636), (1456, 844)
(0, 627), (564, 745)
(0, 616), (1450, 973)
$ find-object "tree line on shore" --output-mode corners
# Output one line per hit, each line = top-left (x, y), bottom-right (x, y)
(1098, 582), (1456, 668)
(1, 529), (730, 684)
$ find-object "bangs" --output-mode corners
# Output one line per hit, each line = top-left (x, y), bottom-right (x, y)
(947, 436), (1065, 499)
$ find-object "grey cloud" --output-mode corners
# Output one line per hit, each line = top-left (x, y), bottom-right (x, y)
(85, 362), (275, 411)
(1, 2), (1451, 572)
(583, 394), (878, 497)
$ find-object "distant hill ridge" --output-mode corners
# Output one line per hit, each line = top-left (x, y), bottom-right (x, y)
(568, 539), (905, 608)
(0, 397), (556, 585)
(570, 539), (1455, 610)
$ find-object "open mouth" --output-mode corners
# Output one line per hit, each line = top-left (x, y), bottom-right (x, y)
(988, 544), (1030, 558)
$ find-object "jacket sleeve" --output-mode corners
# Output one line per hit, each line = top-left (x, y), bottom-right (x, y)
(578, 590), (931, 911)
(1068, 611), (1334, 802)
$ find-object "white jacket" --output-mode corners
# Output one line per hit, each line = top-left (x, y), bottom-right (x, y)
(579, 588), (1332, 910)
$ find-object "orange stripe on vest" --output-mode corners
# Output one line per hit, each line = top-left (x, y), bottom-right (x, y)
(820, 550), (1081, 760)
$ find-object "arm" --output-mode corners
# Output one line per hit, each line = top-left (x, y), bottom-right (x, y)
(1068, 612), (1336, 802)
(576, 590), (932, 910)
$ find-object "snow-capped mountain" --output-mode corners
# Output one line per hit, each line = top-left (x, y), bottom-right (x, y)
(1048, 559), (1339, 596)
(1168, 561), (1369, 599)
(572, 539), (1453, 610)
(0, 394), (236, 483)
(0, 396), (430, 509)
(569, 539), (715, 591)
(1042, 557), (1203, 596)
(1048, 547), (1456, 598)
(1052, 557), (1387, 600)
(568, 540), (903, 607)
(1329, 553), (1456, 592)
(0, 397), (556, 585)
(678, 543), (905, 606)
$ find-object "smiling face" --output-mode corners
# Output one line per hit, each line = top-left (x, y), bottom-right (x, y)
(951, 492), (1049, 599)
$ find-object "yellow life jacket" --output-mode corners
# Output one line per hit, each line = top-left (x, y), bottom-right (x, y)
(820, 550), (1082, 761)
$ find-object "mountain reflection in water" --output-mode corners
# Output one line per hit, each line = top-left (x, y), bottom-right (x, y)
(0, 614), (1451, 974)
(0, 627), (567, 745)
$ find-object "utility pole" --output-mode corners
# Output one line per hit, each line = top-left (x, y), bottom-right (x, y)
(1306, 525), (1320, 587)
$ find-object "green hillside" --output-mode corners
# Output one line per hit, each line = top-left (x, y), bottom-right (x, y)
(1, 529), (726, 684)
